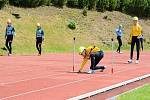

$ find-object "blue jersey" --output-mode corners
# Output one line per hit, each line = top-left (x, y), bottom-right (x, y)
(36, 28), (44, 38)
(5, 25), (15, 36)
(116, 28), (123, 37)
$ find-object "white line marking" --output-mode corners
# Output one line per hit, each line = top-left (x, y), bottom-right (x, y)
(0, 74), (110, 100)
(0, 66), (149, 100)
(0, 64), (144, 85)
(108, 83), (149, 100)
(0, 72), (67, 85)
(68, 74), (150, 100)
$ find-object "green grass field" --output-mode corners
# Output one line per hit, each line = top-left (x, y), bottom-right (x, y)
(117, 84), (150, 100)
(0, 6), (150, 55)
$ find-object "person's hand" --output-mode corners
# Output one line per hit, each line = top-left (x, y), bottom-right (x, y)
(5, 35), (7, 39)
(137, 35), (142, 39)
(78, 70), (81, 73)
(128, 41), (131, 44)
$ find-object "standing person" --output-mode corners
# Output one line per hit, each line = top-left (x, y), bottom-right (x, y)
(128, 17), (142, 64)
(139, 34), (144, 51)
(5, 19), (16, 56)
(116, 24), (123, 53)
(36, 23), (44, 56)
(78, 46), (106, 74)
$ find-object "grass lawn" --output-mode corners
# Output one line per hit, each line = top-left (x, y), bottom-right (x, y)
(0, 6), (150, 55)
(117, 84), (150, 100)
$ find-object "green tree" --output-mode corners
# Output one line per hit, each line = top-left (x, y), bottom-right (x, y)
(78, 0), (88, 8)
(97, 0), (109, 12)
(108, 0), (117, 11)
(67, 0), (78, 8)
(0, 0), (8, 9)
(144, 0), (150, 17)
(88, 0), (97, 10)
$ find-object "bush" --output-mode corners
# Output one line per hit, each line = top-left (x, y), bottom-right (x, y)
(133, 0), (148, 17)
(68, 20), (76, 30)
(78, 0), (83, 8)
(118, 0), (128, 12)
(39, 0), (50, 6)
(46, 0), (52, 6)
(108, 0), (118, 11)
(51, 0), (58, 5)
(0, 0), (8, 9)
(88, 0), (97, 10)
(10, 0), (51, 7)
(96, 0), (109, 12)
(125, 0), (149, 17)
(51, 0), (66, 7)
(145, 0), (150, 17)
(83, 7), (87, 16)
(10, 0), (39, 7)
(67, 0), (78, 8)
(58, 0), (66, 7)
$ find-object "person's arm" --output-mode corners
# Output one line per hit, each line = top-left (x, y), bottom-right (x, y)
(5, 28), (7, 39)
(137, 25), (142, 39)
(41, 30), (44, 40)
(13, 27), (16, 36)
(115, 29), (118, 36)
(129, 27), (133, 44)
(79, 58), (88, 72)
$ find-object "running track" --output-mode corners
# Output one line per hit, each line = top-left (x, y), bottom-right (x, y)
(0, 52), (150, 100)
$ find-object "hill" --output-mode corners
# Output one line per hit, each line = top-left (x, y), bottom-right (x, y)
(0, 6), (150, 55)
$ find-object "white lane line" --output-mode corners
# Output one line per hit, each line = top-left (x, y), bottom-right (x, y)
(0, 72), (67, 85)
(108, 83), (149, 100)
(0, 66), (149, 100)
(68, 74), (150, 100)
(0, 74), (110, 100)
(0, 64), (143, 85)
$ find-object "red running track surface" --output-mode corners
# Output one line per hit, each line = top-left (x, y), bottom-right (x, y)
(0, 52), (150, 100)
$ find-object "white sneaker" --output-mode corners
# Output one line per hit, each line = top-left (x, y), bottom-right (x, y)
(119, 52), (123, 54)
(8, 53), (12, 56)
(135, 60), (139, 64)
(128, 59), (132, 63)
(87, 69), (94, 74)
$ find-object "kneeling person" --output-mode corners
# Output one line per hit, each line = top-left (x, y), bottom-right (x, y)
(78, 46), (106, 74)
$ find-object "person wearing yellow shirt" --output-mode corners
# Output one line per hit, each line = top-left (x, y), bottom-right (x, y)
(128, 16), (142, 64)
(78, 46), (106, 74)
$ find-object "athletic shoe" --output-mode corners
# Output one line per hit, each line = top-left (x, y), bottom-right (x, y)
(119, 52), (123, 54)
(8, 53), (12, 56)
(38, 53), (41, 56)
(87, 69), (95, 74)
(128, 59), (132, 63)
(135, 60), (139, 64)
(100, 66), (107, 72)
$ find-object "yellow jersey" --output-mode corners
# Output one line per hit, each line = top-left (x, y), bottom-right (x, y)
(130, 24), (142, 41)
(79, 46), (100, 71)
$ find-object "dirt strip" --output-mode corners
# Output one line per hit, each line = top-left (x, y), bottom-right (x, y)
(83, 77), (150, 100)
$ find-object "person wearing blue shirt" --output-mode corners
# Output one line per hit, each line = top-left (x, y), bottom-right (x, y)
(36, 23), (44, 56)
(5, 19), (16, 56)
(116, 24), (123, 53)
(139, 34), (144, 51)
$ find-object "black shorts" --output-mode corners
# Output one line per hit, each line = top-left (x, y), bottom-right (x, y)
(36, 37), (43, 43)
(6, 35), (13, 42)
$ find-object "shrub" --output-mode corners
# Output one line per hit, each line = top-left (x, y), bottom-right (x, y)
(83, 7), (87, 16)
(96, 0), (109, 12)
(88, 0), (97, 10)
(68, 20), (76, 30)
(108, 0), (118, 11)
(0, 0), (8, 9)
(67, 0), (78, 8)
